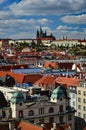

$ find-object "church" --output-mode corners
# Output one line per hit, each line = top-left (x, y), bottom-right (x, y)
(35, 27), (56, 46)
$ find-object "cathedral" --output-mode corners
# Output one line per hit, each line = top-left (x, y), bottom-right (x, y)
(36, 27), (56, 41)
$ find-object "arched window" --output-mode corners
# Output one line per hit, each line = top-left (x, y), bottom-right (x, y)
(29, 110), (34, 116)
(49, 107), (54, 113)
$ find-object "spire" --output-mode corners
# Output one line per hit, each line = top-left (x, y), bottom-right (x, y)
(40, 26), (43, 37)
(36, 29), (39, 38)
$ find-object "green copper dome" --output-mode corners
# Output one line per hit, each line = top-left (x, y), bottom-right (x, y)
(11, 91), (25, 104)
(51, 86), (66, 99)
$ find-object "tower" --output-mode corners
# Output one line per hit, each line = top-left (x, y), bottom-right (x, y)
(39, 26), (43, 37)
(10, 91), (26, 119)
(36, 29), (40, 38)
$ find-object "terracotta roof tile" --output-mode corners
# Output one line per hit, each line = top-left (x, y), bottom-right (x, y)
(34, 75), (56, 87)
(44, 61), (58, 69)
(18, 121), (43, 130)
(0, 71), (43, 84)
(83, 127), (86, 130)
(55, 76), (82, 88)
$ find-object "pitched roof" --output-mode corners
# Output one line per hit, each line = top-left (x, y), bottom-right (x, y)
(18, 121), (43, 130)
(55, 76), (82, 88)
(44, 61), (58, 69)
(34, 75), (56, 86)
(0, 71), (42, 84)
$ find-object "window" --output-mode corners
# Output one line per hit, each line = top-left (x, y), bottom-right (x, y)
(78, 90), (81, 95)
(83, 99), (86, 103)
(83, 106), (86, 111)
(19, 110), (23, 118)
(83, 114), (86, 118)
(80, 83), (84, 87)
(78, 112), (81, 117)
(29, 110), (34, 116)
(49, 107), (54, 113)
(68, 114), (72, 120)
(39, 108), (44, 114)
(78, 98), (81, 102)
(49, 117), (54, 123)
(59, 105), (63, 112)
(78, 105), (81, 109)
(73, 101), (75, 106)
(73, 87), (75, 90)
(83, 91), (86, 96)
(73, 94), (75, 98)
(19, 102), (22, 106)
(60, 98), (63, 101)
(59, 116), (64, 123)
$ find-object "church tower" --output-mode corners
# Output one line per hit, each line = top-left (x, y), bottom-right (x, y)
(10, 91), (26, 119)
(36, 29), (40, 38)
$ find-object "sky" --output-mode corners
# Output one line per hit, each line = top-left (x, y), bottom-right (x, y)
(0, 0), (86, 39)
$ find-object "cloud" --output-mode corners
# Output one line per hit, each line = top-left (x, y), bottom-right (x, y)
(61, 14), (86, 24)
(0, 18), (52, 38)
(0, 0), (7, 4)
(0, 18), (52, 29)
(38, 18), (53, 24)
(83, 28), (86, 34)
(56, 25), (79, 30)
(9, 0), (86, 16)
(53, 29), (86, 39)
(0, 0), (85, 39)
(0, 11), (12, 20)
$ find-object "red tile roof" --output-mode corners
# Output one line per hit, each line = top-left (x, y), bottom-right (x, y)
(44, 61), (58, 69)
(55, 76), (82, 88)
(0, 71), (43, 84)
(34, 75), (56, 89)
(83, 127), (86, 130)
(18, 121), (43, 130)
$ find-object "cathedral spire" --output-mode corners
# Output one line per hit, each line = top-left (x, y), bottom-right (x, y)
(36, 29), (39, 38)
(39, 26), (43, 37)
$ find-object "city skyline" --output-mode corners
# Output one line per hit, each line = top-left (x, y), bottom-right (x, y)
(0, 0), (86, 39)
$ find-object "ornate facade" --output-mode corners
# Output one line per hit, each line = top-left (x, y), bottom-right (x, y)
(9, 85), (75, 130)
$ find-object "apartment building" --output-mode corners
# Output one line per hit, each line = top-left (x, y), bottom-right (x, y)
(77, 80), (86, 121)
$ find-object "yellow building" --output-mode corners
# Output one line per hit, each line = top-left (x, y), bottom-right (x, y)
(77, 80), (86, 121)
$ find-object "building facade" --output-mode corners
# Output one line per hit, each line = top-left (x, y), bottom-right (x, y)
(77, 80), (86, 121)
(9, 85), (75, 130)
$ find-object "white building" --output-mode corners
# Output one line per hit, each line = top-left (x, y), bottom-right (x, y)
(68, 86), (77, 116)
(51, 38), (79, 48)
(9, 85), (75, 130)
